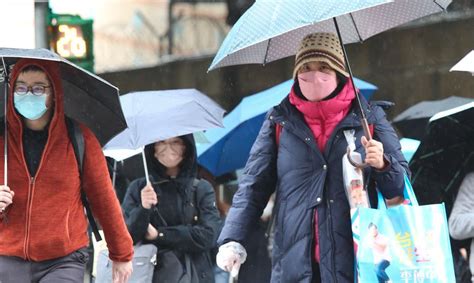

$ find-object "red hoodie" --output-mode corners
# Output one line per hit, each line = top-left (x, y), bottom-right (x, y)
(0, 58), (133, 262)
(289, 79), (356, 262)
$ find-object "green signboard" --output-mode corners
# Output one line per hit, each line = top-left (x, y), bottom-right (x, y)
(48, 12), (94, 72)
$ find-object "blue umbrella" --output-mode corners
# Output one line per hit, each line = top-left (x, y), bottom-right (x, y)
(399, 138), (420, 162)
(197, 77), (377, 176)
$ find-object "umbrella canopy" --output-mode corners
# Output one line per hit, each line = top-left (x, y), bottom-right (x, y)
(410, 102), (474, 213)
(0, 48), (125, 145)
(103, 89), (225, 151)
(197, 77), (377, 176)
(103, 148), (143, 162)
(393, 96), (474, 140)
(450, 50), (474, 75)
(399, 138), (420, 162)
(209, 0), (451, 71)
(104, 133), (210, 162)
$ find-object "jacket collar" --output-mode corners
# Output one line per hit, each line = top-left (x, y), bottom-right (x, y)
(271, 95), (377, 156)
(274, 94), (377, 126)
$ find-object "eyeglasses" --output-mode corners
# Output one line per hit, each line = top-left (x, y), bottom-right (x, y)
(156, 140), (185, 153)
(14, 84), (51, 96)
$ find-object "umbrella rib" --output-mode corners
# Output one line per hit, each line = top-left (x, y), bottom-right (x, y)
(349, 13), (363, 42)
(445, 152), (474, 193)
(446, 116), (474, 132)
(262, 37), (272, 66)
(433, 0), (444, 10)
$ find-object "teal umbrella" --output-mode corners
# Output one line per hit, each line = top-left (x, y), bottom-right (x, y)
(209, 0), (451, 71)
(209, 0), (451, 167)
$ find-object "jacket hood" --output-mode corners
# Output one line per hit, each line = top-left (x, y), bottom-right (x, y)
(144, 134), (198, 182)
(8, 59), (65, 131)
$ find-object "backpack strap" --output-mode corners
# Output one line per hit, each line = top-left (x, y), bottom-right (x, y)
(65, 117), (102, 242)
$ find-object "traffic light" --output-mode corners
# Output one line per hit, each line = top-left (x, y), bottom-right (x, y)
(48, 12), (94, 72)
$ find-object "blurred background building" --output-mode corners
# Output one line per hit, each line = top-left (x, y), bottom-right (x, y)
(1, 0), (473, 114)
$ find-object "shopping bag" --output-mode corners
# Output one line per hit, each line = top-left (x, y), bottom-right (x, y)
(352, 175), (456, 283)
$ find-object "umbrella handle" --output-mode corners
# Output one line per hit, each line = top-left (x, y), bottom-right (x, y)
(347, 118), (372, 169)
(346, 147), (369, 169)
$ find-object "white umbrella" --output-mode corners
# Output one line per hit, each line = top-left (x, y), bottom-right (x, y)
(103, 89), (225, 183)
(450, 50), (474, 76)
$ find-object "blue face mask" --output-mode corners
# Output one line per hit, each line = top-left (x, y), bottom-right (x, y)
(14, 92), (48, 120)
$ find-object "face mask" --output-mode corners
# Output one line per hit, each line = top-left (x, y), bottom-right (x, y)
(298, 71), (338, 101)
(156, 146), (184, 169)
(14, 92), (48, 120)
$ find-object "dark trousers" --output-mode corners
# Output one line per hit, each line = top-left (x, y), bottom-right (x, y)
(0, 248), (89, 283)
(375, 259), (390, 283)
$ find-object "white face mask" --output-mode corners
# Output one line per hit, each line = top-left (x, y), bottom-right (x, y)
(154, 139), (185, 169)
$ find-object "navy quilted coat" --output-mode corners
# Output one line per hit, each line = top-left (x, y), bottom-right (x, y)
(218, 96), (408, 282)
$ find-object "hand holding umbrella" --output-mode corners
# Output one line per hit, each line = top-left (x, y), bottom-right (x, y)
(0, 185), (13, 215)
(361, 136), (386, 170)
(140, 184), (158, 209)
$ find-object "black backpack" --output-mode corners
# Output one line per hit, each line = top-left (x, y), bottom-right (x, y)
(65, 117), (101, 241)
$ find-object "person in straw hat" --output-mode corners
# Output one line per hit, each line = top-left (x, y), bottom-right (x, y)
(214, 32), (408, 282)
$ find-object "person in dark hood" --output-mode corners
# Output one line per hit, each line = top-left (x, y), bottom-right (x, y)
(122, 134), (222, 283)
(0, 60), (133, 282)
(215, 32), (409, 282)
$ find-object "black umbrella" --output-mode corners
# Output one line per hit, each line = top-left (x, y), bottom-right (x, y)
(0, 48), (127, 146)
(410, 102), (474, 214)
(393, 96), (474, 140)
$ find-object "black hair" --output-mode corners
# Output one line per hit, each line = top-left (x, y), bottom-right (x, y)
(19, 65), (44, 74)
(368, 222), (377, 229)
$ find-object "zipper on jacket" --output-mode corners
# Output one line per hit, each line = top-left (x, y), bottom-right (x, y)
(23, 176), (35, 260)
(326, 199), (338, 282)
(310, 208), (316, 278)
(19, 123), (53, 260)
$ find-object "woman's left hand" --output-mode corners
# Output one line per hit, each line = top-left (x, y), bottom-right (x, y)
(145, 224), (159, 240)
(361, 136), (386, 170)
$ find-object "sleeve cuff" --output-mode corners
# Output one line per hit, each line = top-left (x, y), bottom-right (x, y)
(374, 154), (392, 173)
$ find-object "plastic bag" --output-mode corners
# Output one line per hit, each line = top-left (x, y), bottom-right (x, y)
(342, 129), (370, 209)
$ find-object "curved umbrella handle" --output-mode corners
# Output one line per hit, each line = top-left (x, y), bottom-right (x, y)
(346, 147), (369, 169)
(347, 118), (372, 169)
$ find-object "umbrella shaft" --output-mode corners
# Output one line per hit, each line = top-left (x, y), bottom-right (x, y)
(141, 149), (150, 184)
(2, 57), (7, 186)
(332, 17), (371, 140)
(112, 160), (117, 188)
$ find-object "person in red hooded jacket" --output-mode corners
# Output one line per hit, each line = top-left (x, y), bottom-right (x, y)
(0, 59), (133, 283)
